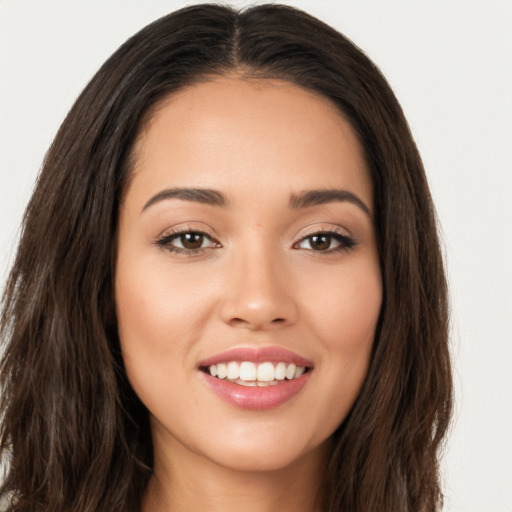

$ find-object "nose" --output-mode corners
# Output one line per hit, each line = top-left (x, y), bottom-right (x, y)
(220, 247), (298, 331)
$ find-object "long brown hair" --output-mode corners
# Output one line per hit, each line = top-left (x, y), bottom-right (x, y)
(0, 4), (452, 511)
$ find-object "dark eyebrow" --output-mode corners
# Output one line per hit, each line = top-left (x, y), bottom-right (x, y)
(142, 187), (229, 212)
(289, 189), (371, 217)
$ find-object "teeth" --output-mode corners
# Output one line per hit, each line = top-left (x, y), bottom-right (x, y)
(239, 361), (257, 381)
(207, 361), (307, 383)
(216, 363), (227, 379)
(257, 362), (275, 381)
(235, 379), (258, 387)
(275, 362), (286, 380)
(232, 379), (280, 387)
(258, 380), (279, 386)
(227, 361), (239, 380)
(294, 366), (305, 378)
(285, 363), (297, 380)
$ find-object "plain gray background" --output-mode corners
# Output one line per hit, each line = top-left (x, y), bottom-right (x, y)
(1, 1), (511, 511)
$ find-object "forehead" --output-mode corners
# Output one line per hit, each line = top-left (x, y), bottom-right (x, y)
(126, 77), (372, 211)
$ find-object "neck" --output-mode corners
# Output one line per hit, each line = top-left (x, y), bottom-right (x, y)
(142, 438), (328, 512)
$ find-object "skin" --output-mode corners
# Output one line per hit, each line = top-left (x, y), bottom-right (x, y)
(116, 77), (382, 512)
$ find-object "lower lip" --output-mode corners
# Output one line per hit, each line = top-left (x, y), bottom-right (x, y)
(200, 372), (311, 410)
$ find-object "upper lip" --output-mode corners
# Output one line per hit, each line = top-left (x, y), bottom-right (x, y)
(198, 346), (313, 368)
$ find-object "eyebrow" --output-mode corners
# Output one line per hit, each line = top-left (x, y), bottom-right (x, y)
(142, 187), (229, 212)
(290, 189), (371, 217)
(141, 186), (370, 217)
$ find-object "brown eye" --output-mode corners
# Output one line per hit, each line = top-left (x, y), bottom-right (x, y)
(179, 233), (204, 250)
(156, 230), (219, 253)
(309, 234), (331, 251)
(295, 231), (356, 253)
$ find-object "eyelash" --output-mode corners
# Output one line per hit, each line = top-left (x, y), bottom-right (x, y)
(154, 228), (220, 257)
(154, 227), (357, 256)
(293, 229), (357, 253)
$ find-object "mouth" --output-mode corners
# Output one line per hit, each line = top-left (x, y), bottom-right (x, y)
(200, 361), (312, 387)
(198, 347), (313, 410)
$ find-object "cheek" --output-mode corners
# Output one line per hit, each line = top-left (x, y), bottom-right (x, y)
(327, 279), (381, 350)
(116, 254), (214, 344)
(301, 257), (382, 406)
(310, 268), (381, 431)
(301, 257), (382, 350)
(115, 259), (215, 427)
(114, 256), (210, 391)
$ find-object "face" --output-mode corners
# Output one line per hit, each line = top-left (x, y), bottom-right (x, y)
(116, 78), (382, 474)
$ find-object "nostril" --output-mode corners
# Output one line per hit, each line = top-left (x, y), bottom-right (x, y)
(230, 318), (249, 327)
(227, 316), (287, 329)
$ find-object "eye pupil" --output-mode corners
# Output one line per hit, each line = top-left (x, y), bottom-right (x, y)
(181, 233), (203, 249)
(310, 234), (331, 251)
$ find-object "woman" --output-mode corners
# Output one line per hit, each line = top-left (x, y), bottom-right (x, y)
(0, 4), (452, 511)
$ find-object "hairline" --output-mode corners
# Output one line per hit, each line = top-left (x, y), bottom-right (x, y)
(120, 68), (371, 208)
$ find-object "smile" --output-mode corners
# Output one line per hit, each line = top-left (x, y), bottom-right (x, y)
(203, 361), (307, 386)
(198, 347), (313, 410)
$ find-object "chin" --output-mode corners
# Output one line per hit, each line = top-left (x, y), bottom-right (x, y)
(198, 431), (327, 474)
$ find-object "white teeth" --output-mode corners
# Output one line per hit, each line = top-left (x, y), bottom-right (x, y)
(235, 379), (258, 387)
(207, 361), (307, 383)
(216, 363), (227, 379)
(285, 363), (297, 380)
(257, 362), (275, 382)
(275, 362), (286, 380)
(227, 361), (239, 380)
(257, 380), (279, 386)
(239, 361), (257, 381)
(294, 366), (305, 378)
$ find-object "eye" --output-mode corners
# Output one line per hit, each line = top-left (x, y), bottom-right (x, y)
(171, 232), (212, 250)
(156, 230), (220, 254)
(295, 232), (356, 252)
